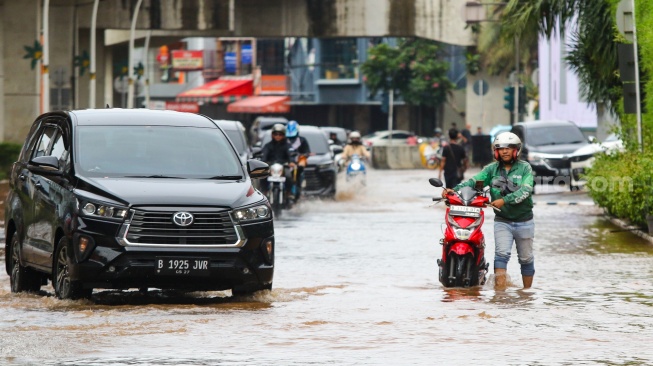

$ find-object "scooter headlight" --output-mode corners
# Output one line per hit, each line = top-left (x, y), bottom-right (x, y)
(454, 228), (472, 240)
(270, 163), (284, 177)
(350, 162), (361, 170)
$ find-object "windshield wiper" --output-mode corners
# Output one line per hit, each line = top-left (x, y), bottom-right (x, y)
(125, 175), (186, 179)
(207, 175), (243, 180)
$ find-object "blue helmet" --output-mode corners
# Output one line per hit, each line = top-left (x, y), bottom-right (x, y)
(286, 120), (299, 138)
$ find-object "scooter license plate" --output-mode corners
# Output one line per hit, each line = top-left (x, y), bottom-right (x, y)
(268, 176), (286, 182)
(449, 205), (481, 217)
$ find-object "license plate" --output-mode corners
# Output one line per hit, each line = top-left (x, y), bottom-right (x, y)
(449, 205), (481, 217)
(268, 176), (286, 182)
(155, 257), (210, 276)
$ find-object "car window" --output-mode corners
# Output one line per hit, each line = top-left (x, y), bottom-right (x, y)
(49, 130), (70, 171)
(527, 125), (586, 146)
(392, 132), (410, 139)
(224, 129), (247, 154)
(75, 126), (242, 178)
(32, 126), (57, 159)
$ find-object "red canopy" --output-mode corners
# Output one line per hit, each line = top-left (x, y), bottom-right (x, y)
(227, 96), (290, 114)
(176, 79), (253, 103)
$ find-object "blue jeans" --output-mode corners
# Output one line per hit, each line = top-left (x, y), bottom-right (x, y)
(494, 219), (535, 276)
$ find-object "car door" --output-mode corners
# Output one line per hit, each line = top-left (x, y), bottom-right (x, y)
(26, 122), (70, 268)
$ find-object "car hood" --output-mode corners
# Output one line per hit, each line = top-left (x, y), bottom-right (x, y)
(75, 177), (263, 208)
(308, 153), (333, 165)
(527, 142), (588, 155)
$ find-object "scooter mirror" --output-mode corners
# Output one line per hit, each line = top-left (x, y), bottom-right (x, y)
(429, 178), (443, 187)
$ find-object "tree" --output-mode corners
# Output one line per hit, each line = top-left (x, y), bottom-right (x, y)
(361, 39), (455, 108)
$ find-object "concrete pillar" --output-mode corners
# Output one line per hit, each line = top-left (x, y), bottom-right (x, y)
(352, 106), (369, 134)
(3, 0), (40, 143)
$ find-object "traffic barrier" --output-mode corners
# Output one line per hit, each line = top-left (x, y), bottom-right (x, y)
(372, 145), (424, 169)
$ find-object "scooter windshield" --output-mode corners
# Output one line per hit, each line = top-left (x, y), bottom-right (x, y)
(458, 186), (477, 205)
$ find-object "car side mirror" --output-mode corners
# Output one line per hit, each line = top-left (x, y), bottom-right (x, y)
(330, 145), (344, 155)
(28, 155), (63, 175)
(247, 159), (269, 179)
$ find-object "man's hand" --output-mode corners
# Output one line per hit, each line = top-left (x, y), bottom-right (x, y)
(491, 198), (505, 209)
(441, 188), (454, 198)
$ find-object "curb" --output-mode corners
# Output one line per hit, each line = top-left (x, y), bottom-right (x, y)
(605, 214), (653, 245)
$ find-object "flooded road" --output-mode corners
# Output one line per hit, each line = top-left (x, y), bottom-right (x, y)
(2, 168), (653, 365)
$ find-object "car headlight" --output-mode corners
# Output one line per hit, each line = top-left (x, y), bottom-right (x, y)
(80, 200), (128, 221)
(231, 204), (271, 223)
(318, 163), (333, 170)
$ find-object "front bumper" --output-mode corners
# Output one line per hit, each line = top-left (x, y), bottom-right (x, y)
(69, 218), (274, 291)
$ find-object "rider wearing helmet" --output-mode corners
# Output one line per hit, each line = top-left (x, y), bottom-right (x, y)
(261, 123), (295, 195)
(342, 131), (371, 163)
(442, 132), (536, 290)
(285, 121), (311, 199)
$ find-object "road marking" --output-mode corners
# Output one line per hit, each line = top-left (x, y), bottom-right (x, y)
(534, 201), (594, 205)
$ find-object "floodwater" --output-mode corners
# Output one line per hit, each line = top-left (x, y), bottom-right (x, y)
(1, 168), (653, 365)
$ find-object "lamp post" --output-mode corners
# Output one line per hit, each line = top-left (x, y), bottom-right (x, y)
(42, 0), (50, 113)
(89, 0), (99, 108)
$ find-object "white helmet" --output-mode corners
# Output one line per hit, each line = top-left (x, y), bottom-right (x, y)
(349, 131), (361, 139)
(493, 132), (522, 161)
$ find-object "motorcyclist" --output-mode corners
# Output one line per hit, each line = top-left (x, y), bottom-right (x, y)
(285, 121), (311, 200)
(441, 132), (535, 289)
(341, 131), (371, 164)
(261, 123), (296, 196)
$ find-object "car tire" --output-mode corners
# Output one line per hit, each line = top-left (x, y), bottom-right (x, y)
(53, 237), (92, 300)
(9, 234), (42, 293)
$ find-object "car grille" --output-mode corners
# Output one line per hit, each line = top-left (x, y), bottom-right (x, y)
(126, 209), (238, 245)
(570, 153), (594, 163)
(543, 157), (571, 169)
(304, 168), (334, 191)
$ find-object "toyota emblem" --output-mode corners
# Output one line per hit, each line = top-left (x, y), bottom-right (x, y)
(172, 212), (194, 227)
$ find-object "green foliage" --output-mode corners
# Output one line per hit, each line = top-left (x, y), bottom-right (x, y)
(361, 39), (455, 108)
(584, 150), (653, 226)
(0, 142), (22, 180)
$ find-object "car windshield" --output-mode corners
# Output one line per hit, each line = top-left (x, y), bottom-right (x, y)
(75, 126), (242, 178)
(302, 132), (330, 154)
(527, 126), (586, 146)
(224, 129), (247, 154)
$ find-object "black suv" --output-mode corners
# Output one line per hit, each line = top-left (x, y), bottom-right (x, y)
(4, 109), (273, 299)
(511, 120), (589, 187)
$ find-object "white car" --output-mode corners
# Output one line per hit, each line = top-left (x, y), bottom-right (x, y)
(569, 134), (624, 189)
(361, 130), (414, 148)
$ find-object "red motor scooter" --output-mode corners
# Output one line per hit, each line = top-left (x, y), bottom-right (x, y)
(429, 178), (496, 288)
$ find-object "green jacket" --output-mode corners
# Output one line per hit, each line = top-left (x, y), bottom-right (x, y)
(454, 160), (534, 221)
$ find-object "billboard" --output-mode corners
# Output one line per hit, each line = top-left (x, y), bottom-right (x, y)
(171, 50), (204, 71)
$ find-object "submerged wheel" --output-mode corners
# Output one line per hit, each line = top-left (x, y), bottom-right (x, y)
(271, 187), (282, 218)
(9, 235), (42, 293)
(53, 237), (92, 300)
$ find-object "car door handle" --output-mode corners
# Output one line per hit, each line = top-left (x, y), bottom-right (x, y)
(19, 174), (26, 180)
(35, 181), (42, 188)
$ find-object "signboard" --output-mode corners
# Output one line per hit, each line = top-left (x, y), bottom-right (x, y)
(165, 101), (200, 113)
(259, 75), (287, 94)
(171, 50), (204, 71)
(242, 44), (252, 65)
(224, 52), (237, 73)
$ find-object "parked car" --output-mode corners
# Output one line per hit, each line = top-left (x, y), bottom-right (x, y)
(361, 130), (413, 148)
(569, 133), (624, 189)
(259, 125), (337, 199)
(4, 109), (274, 299)
(214, 119), (252, 164)
(249, 116), (288, 146)
(511, 120), (590, 189)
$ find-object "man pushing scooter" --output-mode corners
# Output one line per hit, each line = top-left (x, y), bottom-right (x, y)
(442, 132), (535, 289)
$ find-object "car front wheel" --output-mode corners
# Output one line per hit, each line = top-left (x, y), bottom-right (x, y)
(53, 237), (92, 300)
(9, 234), (42, 293)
